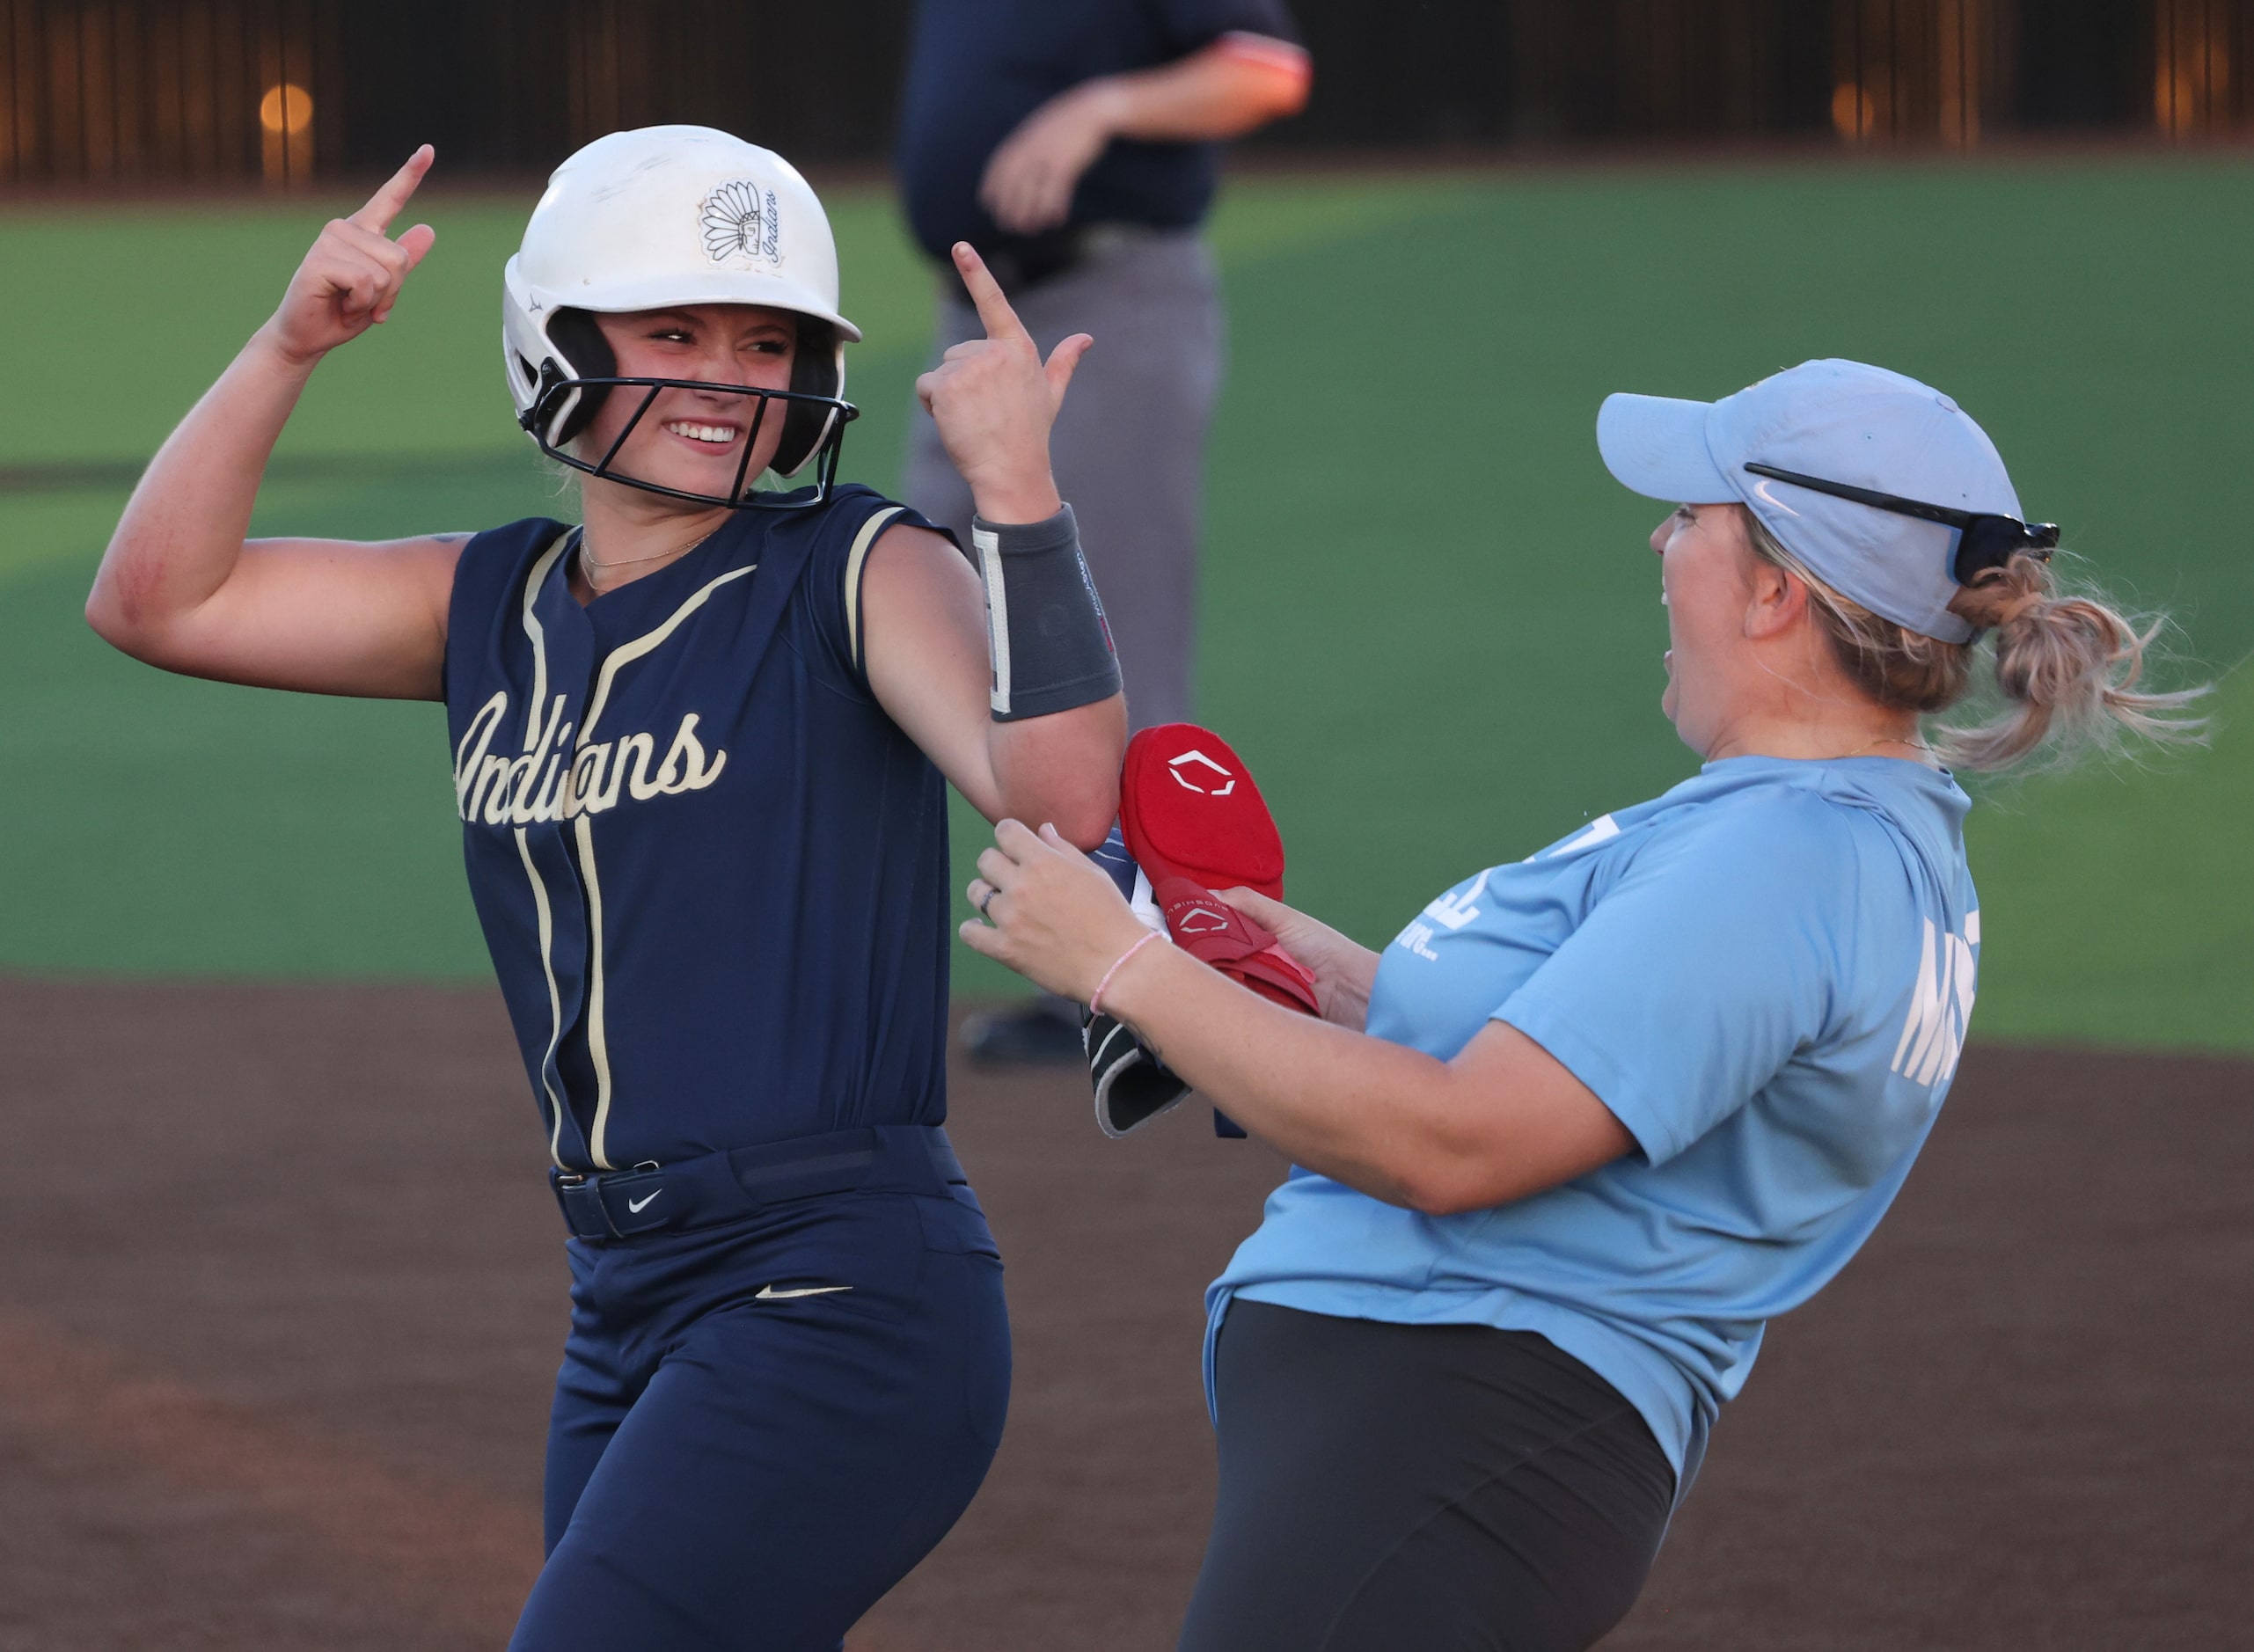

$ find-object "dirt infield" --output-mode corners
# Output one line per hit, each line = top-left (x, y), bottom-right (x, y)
(0, 976), (2243, 1650)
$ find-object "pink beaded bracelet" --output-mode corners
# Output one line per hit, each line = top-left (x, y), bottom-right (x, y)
(1090, 930), (1163, 1017)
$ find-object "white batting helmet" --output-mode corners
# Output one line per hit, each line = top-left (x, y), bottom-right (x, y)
(501, 126), (861, 490)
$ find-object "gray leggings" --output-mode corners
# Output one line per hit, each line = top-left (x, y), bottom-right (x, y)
(1180, 1301), (1677, 1652)
(902, 229), (1224, 733)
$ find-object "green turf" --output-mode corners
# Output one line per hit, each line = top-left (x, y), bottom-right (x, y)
(0, 158), (2246, 1047)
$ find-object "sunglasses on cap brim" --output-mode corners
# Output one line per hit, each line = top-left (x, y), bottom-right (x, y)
(1743, 463), (2060, 586)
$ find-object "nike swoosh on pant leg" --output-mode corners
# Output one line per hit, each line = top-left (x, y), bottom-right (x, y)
(754, 1283), (853, 1300)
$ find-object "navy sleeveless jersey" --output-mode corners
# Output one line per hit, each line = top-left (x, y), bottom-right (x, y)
(443, 486), (955, 1172)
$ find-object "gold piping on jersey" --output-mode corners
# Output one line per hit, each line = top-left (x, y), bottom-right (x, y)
(514, 531), (576, 1170)
(523, 530), (574, 728)
(515, 828), (570, 1169)
(574, 813), (617, 1170)
(578, 564), (757, 746)
(574, 558), (766, 1173)
(843, 506), (906, 674)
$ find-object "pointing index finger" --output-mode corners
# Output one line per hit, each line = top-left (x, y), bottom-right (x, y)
(349, 144), (435, 237)
(953, 243), (1029, 343)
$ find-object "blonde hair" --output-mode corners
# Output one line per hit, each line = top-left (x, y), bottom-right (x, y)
(1740, 509), (2207, 771)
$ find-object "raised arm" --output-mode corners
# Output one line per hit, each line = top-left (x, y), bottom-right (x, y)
(860, 524), (1123, 846)
(980, 32), (1314, 235)
(85, 146), (465, 701)
(864, 244), (1126, 847)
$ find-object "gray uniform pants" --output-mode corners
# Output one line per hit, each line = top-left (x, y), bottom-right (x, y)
(904, 228), (1224, 733)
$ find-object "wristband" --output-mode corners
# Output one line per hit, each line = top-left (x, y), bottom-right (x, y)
(970, 504), (1123, 722)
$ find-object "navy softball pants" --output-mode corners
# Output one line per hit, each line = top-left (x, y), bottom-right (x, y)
(507, 1184), (1010, 1651)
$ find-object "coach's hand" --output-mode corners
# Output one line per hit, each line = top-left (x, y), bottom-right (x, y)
(964, 820), (1148, 1003)
(980, 88), (1116, 235)
(262, 145), (438, 367)
(917, 244), (1090, 524)
(1217, 888), (1379, 1033)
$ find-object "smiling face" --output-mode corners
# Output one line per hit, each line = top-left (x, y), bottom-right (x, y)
(575, 303), (799, 502)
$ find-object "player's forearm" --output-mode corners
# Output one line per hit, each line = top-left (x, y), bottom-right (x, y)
(1078, 37), (1312, 144)
(985, 696), (1127, 849)
(88, 327), (314, 650)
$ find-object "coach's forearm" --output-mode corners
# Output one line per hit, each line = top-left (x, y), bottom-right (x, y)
(965, 823), (1629, 1205)
(987, 694), (1127, 850)
(1100, 944), (1480, 1208)
(89, 329), (313, 647)
(1098, 944), (1628, 1214)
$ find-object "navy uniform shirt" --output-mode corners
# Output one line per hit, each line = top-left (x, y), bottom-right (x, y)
(895, 0), (1299, 263)
(444, 487), (955, 1172)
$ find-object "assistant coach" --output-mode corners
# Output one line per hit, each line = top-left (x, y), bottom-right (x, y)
(960, 359), (2206, 1648)
(897, 0), (1311, 1063)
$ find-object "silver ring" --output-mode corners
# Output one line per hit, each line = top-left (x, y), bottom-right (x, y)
(978, 888), (998, 918)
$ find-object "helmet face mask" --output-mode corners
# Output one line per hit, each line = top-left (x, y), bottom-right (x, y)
(501, 126), (863, 510)
(520, 364), (859, 510)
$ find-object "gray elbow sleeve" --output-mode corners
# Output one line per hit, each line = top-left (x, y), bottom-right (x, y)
(971, 504), (1123, 722)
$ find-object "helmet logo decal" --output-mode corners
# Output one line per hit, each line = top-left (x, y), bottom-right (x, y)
(700, 180), (782, 267)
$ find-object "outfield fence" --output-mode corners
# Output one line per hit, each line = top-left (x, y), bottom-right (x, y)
(0, 0), (2250, 189)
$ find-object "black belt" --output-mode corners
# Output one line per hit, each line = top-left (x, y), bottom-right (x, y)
(550, 1124), (967, 1242)
(950, 223), (1160, 297)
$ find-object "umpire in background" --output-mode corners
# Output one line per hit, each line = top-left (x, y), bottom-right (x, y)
(896, 0), (1311, 1063)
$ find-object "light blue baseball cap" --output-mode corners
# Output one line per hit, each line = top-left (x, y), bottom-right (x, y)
(1597, 358), (2024, 644)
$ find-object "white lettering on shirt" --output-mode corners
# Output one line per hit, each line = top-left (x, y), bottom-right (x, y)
(1422, 869), (1492, 932)
(1890, 915), (1979, 1087)
(1394, 919), (1443, 961)
(1528, 813), (1620, 863)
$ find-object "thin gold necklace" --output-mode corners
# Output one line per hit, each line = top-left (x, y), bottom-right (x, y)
(1836, 734), (1934, 760)
(580, 525), (719, 590)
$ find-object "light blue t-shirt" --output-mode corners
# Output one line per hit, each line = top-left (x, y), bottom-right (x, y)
(1207, 757), (1980, 1498)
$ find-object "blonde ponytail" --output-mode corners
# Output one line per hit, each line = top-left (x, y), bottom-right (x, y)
(1742, 511), (2207, 773)
(1937, 553), (2206, 771)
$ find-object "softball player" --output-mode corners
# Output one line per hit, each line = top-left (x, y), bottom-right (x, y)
(88, 128), (1127, 1649)
(964, 359), (2201, 1649)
